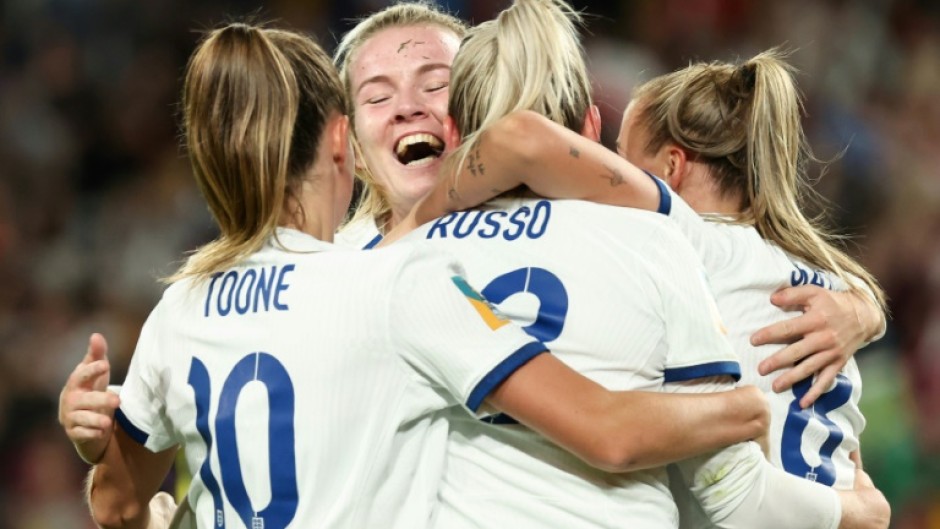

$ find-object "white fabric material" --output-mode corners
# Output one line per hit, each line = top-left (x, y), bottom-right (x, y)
(667, 191), (864, 490)
(117, 228), (543, 529)
(670, 446), (840, 529)
(662, 189), (861, 528)
(403, 198), (741, 529)
(334, 216), (382, 249)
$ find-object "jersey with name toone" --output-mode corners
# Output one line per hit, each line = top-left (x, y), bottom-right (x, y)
(115, 228), (545, 529)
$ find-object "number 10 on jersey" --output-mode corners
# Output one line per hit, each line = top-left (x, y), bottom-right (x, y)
(188, 353), (299, 529)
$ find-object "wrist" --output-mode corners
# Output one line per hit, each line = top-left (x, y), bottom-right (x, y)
(76, 436), (111, 465)
(850, 290), (882, 343)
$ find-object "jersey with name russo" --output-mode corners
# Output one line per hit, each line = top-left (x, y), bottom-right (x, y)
(403, 197), (740, 529)
(662, 188), (864, 493)
(116, 228), (544, 529)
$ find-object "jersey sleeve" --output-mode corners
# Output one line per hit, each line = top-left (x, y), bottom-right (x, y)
(660, 185), (736, 274)
(386, 244), (548, 414)
(115, 300), (177, 452)
(644, 223), (741, 382)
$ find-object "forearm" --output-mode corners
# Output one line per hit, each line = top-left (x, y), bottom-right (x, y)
(88, 426), (176, 529)
(419, 111), (660, 225)
(89, 446), (150, 529)
(600, 387), (768, 471)
(675, 442), (841, 529)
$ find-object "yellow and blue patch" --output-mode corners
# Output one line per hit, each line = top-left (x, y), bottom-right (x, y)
(451, 276), (510, 331)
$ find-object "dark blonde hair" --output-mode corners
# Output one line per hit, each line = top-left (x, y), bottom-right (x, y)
(447, 0), (592, 179)
(633, 49), (886, 309)
(172, 23), (345, 282)
(334, 2), (467, 230)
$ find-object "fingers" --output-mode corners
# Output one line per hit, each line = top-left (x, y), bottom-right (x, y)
(793, 363), (839, 408)
(66, 359), (110, 391)
(769, 285), (824, 310)
(768, 345), (836, 392)
(83, 333), (110, 365)
(758, 330), (831, 376)
(849, 449), (864, 470)
(751, 311), (817, 347)
(66, 410), (114, 436)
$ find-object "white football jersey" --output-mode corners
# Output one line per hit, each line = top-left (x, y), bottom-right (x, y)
(334, 216), (383, 249)
(401, 197), (741, 529)
(116, 228), (545, 529)
(661, 187), (864, 491)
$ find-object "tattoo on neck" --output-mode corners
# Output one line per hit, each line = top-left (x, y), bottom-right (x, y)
(569, 146), (580, 158)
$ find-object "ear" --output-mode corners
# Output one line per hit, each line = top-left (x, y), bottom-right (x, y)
(580, 104), (602, 142)
(443, 115), (462, 151)
(662, 144), (688, 192)
(329, 114), (353, 178)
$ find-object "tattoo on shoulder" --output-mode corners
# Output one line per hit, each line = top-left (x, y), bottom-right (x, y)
(601, 165), (625, 187)
(569, 146), (580, 158)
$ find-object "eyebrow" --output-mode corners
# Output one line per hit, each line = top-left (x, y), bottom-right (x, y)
(355, 62), (452, 96)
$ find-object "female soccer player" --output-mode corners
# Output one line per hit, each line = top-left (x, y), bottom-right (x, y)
(392, 1), (888, 528)
(334, 2), (883, 399)
(60, 21), (776, 529)
(331, 2), (466, 248)
(406, 37), (888, 525)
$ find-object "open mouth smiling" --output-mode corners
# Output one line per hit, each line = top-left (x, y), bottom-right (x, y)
(394, 133), (444, 167)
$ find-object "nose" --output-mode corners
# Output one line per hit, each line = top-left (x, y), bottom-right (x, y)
(393, 91), (428, 123)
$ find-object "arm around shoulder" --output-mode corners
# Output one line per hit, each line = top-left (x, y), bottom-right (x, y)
(485, 354), (769, 473)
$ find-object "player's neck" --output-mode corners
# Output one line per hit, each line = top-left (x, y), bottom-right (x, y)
(280, 181), (337, 243)
(678, 172), (743, 217)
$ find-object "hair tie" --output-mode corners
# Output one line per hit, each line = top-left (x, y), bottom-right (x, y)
(732, 62), (757, 97)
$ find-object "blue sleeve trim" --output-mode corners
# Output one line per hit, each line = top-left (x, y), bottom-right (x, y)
(664, 361), (741, 383)
(643, 170), (672, 215)
(115, 408), (150, 446)
(362, 234), (384, 250)
(466, 341), (547, 412)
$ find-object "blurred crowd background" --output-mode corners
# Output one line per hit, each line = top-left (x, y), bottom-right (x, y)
(1, 0), (938, 527)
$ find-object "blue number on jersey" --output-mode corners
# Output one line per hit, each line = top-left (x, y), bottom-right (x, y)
(189, 353), (299, 528)
(481, 267), (568, 343)
(780, 374), (852, 486)
(188, 358), (226, 527)
(480, 267), (568, 424)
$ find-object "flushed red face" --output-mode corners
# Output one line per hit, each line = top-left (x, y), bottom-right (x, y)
(348, 25), (460, 222)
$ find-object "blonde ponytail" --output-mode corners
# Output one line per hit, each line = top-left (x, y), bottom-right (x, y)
(171, 23), (344, 282)
(446, 0), (592, 180)
(634, 49), (886, 310)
